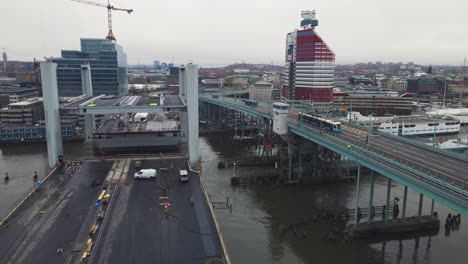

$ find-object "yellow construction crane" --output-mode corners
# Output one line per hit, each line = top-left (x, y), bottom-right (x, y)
(71, 0), (133, 41)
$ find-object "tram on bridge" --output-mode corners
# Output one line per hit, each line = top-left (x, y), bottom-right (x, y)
(298, 112), (342, 133)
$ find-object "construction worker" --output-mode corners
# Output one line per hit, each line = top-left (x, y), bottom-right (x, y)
(36, 180), (42, 190)
(347, 144), (351, 151)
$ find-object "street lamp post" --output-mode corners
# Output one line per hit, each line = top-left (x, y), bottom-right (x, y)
(432, 112), (439, 148)
(348, 98), (353, 123)
(367, 114), (372, 147)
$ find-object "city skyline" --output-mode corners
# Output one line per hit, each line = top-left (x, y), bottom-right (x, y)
(1, 0), (467, 66)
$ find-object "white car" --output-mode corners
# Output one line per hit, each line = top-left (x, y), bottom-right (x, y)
(134, 169), (157, 179)
(179, 170), (188, 182)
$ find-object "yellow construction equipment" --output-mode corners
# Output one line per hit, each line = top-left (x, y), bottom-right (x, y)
(97, 190), (106, 202)
(97, 209), (105, 220)
(88, 224), (99, 236)
(103, 194), (111, 204)
(81, 239), (93, 262)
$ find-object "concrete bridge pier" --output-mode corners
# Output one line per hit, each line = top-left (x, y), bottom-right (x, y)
(350, 172), (441, 238)
(287, 140), (293, 182)
(40, 61), (64, 168)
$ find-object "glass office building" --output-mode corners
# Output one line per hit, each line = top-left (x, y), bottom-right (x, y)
(52, 38), (128, 97)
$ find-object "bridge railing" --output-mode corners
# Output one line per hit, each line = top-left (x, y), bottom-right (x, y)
(319, 125), (467, 190)
(340, 120), (468, 162)
(200, 96), (271, 118)
(291, 124), (468, 209)
(202, 95), (467, 191)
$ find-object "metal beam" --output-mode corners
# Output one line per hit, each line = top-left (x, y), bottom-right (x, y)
(368, 171), (374, 224)
(418, 194), (424, 216)
(431, 199), (435, 215)
(354, 164), (361, 224)
(402, 186), (408, 219)
(385, 178), (392, 224)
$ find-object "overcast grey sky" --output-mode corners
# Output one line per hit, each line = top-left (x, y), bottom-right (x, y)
(1, 0), (467, 66)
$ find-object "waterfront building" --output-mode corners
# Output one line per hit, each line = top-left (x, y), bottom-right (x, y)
(0, 97), (43, 126)
(202, 79), (223, 89)
(407, 77), (444, 95)
(0, 87), (38, 107)
(249, 81), (274, 102)
(52, 38), (128, 97)
(282, 10), (335, 112)
(334, 95), (415, 116)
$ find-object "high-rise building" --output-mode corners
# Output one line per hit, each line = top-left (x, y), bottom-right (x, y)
(153, 60), (160, 70)
(2, 49), (7, 73)
(282, 10), (335, 112)
(161, 62), (168, 72)
(52, 38), (128, 97)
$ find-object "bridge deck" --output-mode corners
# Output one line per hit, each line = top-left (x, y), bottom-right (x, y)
(0, 158), (225, 264)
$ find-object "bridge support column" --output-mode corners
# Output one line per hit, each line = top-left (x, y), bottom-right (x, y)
(241, 112), (245, 138)
(40, 61), (63, 168)
(288, 140), (294, 183)
(368, 171), (375, 224)
(184, 64), (199, 166)
(298, 140), (303, 180)
(418, 194), (424, 217)
(402, 186), (408, 219)
(385, 178), (392, 224)
(84, 114), (95, 140)
(354, 164), (361, 224)
(430, 199), (435, 215)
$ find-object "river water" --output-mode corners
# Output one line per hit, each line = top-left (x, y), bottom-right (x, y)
(0, 137), (467, 263)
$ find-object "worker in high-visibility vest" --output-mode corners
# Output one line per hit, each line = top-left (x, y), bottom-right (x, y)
(347, 144), (351, 150)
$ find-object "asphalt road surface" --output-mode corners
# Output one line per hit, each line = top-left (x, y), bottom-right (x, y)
(90, 158), (223, 264)
(0, 161), (113, 264)
(0, 158), (223, 264)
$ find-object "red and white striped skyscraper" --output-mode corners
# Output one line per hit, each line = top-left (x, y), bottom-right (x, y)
(282, 10), (335, 112)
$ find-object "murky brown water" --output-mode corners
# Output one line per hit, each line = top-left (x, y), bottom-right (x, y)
(200, 135), (467, 264)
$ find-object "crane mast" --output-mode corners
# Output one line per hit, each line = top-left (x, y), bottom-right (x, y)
(70, 0), (133, 41)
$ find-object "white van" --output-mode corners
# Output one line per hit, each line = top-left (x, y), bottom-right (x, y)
(179, 170), (188, 182)
(134, 169), (157, 179)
